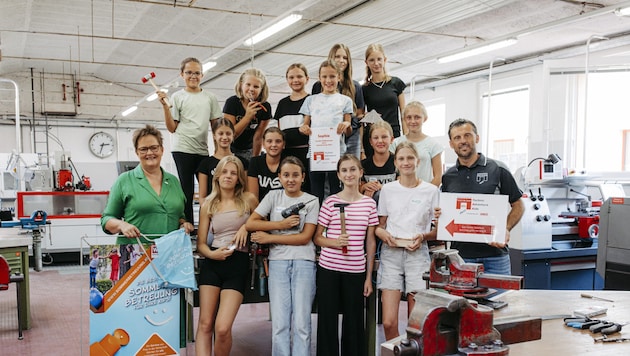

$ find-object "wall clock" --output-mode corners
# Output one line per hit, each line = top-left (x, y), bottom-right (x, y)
(89, 131), (115, 158)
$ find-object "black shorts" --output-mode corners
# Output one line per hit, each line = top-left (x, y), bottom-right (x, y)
(198, 250), (248, 294)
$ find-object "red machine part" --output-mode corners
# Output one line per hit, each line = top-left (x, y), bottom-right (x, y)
(56, 169), (74, 191)
(427, 249), (523, 298)
(395, 290), (509, 356)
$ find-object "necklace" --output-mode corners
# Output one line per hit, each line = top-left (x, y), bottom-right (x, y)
(372, 80), (385, 89)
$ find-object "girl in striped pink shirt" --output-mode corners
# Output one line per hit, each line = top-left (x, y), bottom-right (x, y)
(314, 153), (377, 356)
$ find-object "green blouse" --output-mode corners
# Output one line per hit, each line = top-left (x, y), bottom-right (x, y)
(101, 165), (186, 244)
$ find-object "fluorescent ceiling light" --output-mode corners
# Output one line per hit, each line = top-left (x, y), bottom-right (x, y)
(122, 105), (138, 117)
(243, 13), (302, 46)
(614, 6), (630, 16)
(203, 61), (217, 72)
(146, 89), (168, 102)
(437, 38), (518, 64)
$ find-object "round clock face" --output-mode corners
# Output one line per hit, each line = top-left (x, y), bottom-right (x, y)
(89, 132), (115, 158)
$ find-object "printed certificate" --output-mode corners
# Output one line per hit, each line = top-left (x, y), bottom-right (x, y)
(309, 127), (341, 171)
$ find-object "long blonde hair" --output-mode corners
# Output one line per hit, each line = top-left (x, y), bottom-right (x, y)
(364, 43), (392, 85)
(235, 68), (269, 102)
(205, 156), (250, 217)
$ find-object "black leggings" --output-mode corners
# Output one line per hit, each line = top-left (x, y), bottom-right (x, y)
(172, 151), (208, 224)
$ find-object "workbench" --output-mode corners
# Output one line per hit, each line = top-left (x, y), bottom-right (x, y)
(0, 228), (32, 329)
(494, 289), (629, 354)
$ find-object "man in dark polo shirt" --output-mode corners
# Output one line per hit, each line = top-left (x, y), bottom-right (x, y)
(441, 118), (524, 275)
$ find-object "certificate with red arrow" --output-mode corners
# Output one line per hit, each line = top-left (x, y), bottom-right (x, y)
(437, 192), (508, 244)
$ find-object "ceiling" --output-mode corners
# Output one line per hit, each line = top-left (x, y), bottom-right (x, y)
(2, 0), (630, 122)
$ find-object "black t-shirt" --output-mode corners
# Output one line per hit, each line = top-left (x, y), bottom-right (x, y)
(362, 77), (406, 136)
(274, 95), (309, 148)
(223, 95), (272, 151)
(361, 154), (396, 185)
(247, 154), (283, 201)
(441, 153), (523, 259)
(196, 155), (249, 196)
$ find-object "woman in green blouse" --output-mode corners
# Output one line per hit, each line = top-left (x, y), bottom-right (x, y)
(101, 125), (194, 243)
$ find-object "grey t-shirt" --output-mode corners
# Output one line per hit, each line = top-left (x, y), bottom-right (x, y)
(170, 89), (222, 155)
(254, 190), (319, 261)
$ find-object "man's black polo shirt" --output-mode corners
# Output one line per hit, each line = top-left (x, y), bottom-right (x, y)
(441, 153), (522, 258)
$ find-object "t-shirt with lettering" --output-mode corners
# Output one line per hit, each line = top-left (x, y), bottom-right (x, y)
(247, 153), (283, 201)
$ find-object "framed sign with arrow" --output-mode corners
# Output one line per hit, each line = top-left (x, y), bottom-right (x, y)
(437, 192), (508, 244)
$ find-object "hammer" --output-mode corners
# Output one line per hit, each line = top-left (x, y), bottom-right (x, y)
(141, 72), (171, 107)
(334, 203), (350, 253)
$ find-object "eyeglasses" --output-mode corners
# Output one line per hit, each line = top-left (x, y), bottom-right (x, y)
(137, 145), (161, 154)
(184, 71), (202, 77)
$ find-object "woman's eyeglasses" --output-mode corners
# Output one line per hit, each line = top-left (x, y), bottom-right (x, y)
(137, 145), (161, 154)
(184, 71), (202, 77)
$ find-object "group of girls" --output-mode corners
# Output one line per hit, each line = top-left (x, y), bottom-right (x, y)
(190, 42), (444, 356)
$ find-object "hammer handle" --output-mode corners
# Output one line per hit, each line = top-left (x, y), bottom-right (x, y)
(340, 212), (347, 254)
(149, 78), (172, 108)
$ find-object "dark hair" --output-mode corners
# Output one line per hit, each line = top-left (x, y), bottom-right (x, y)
(180, 57), (202, 73)
(279, 156), (305, 174)
(132, 125), (163, 149)
(262, 126), (285, 141)
(286, 63), (309, 78)
(336, 153), (363, 172)
(211, 117), (235, 134)
(448, 118), (478, 139)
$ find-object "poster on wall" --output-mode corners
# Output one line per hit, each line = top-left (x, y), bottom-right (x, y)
(88, 242), (180, 356)
(437, 192), (508, 244)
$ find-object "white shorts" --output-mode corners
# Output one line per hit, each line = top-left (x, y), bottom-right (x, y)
(377, 242), (431, 294)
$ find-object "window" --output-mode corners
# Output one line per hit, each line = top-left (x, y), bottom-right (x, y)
(423, 102), (446, 137)
(482, 87), (530, 172)
(550, 71), (630, 171)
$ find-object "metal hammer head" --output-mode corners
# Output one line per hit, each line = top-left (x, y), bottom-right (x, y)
(141, 72), (156, 83)
(333, 202), (350, 212)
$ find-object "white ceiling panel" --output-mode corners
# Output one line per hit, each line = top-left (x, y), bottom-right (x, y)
(1, 0), (630, 122)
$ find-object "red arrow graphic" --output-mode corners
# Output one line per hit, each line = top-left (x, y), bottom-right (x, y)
(445, 219), (494, 236)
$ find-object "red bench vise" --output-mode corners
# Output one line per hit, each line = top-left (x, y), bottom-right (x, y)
(424, 249), (523, 299)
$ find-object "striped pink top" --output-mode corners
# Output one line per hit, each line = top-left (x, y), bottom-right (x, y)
(317, 194), (378, 273)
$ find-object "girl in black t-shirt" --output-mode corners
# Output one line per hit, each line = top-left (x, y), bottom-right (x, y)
(197, 118), (248, 202)
(247, 127), (285, 201)
(275, 63), (311, 193)
(360, 120), (397, 203)
(223, 68), (273, 163)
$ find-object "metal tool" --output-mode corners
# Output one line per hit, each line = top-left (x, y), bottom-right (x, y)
(581, 293), (614, 302)
(1, 210), (48, 271)
(423, 249), (524, 299)
(388, 289), (541, 356)
(141, 72), (171, 107)
(249, 241), (258, 290)
(280, 198), (317, 218)
(333, 203), (350, 254)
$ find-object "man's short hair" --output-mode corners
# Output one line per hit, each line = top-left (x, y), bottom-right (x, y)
(448, 118), (478, 139)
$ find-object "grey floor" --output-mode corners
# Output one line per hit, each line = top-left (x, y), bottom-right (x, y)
(1, 264), (406, 355)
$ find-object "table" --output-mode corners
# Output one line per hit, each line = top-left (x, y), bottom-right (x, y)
(0, 228), (32, 329)
(496, 289), (630, 354)
(382, 289), (630, 355)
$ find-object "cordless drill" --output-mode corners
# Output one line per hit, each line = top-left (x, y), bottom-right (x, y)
(281, 199), (317, 218)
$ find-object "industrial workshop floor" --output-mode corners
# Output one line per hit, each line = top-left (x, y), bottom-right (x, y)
(0, 264), (403, 355)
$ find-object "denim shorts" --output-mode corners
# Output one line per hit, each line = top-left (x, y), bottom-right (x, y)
(377, 243), (431, 294)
